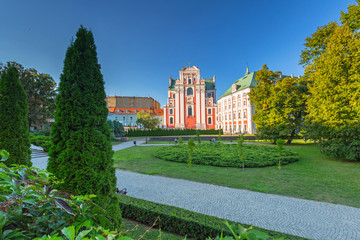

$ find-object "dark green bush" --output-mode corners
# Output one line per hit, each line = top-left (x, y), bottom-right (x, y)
(47, 26), (123, 230)
(154, 143), (298, 168)
(126, 128), (222, 137)
(0, 66), (31, 166)
(0, 159), (123, 239)
(118, 195), (306, 240)
(29, 134), (51, 152)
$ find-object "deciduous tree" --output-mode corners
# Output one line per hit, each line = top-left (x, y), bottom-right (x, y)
(0, 62), (57, 129)
(47, 26), (123, 229)
(249, 65), (308, 144)
(0, 66), (31, 166)
(136, 111), (159, 130)
(304, 25), (360, 160)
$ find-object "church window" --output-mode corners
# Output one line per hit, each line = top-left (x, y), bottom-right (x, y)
(187, 88), (193, 96)
(169, 117), (174, 124)
(208, 109), (212, 114)
(188, 106), (193, 116)
(169, 109), (173, 115)
(208, 117), (212, 125)
(188, 78), (192, 84)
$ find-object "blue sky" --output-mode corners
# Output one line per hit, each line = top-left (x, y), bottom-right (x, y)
(0, 0), (355, 106)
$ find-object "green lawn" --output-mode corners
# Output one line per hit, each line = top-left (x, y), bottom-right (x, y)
(113, 143), (360, 208)
(124, 219), (183, 240)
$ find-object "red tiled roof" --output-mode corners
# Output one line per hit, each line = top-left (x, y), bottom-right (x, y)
(108, 108), (163, 116)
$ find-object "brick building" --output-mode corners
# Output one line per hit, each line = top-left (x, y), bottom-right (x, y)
(163, 66), (217, 129)
(106, 96), (160, 109)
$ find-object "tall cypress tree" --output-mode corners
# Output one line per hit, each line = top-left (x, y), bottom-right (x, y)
(47, 26), (123, 229)
(0, 66), (31, 166)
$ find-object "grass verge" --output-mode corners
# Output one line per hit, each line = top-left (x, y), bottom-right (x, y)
(113, 143), (360, 208)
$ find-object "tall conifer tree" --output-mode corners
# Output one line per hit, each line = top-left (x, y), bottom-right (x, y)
(0, 66), (31, 166)
(47, 26), (123, 229)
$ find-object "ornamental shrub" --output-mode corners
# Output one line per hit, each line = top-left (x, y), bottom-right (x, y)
(0, 66), (31, 166)
(47, 26), (123, 230)
(118, 195), (304, 240)
(154, 143), (298, 168)
(127, 128), (222, 137)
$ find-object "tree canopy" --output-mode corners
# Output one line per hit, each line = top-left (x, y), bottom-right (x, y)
(0, 66), (31, 166)
(249, 64), (308, 144)
(0, 62), (57, 129)
(301, 1), (360, 160)
(136, 111), (160, 130)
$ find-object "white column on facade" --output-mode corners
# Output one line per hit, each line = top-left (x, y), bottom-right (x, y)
(163, 104), (167, 128)
(175, 88), (180, 128)
(196, 84), (200, 128)
(200, 86), (206, 129)
(180, 87), (185, 128)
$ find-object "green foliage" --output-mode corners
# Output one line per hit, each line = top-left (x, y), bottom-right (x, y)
(118, 195), (304, 240)
(236, 136), (245, 171)
(136, 111), (159, 130)
(304, 25), (360, 161)
(107, 120), (125, 138)
(0, 66), (31, 166)
(187, 137), (195, 167)
(196, 130), (201, 144)
(178, 137), (184, 144)
(126, 128), (222, 137)
(249, 65), (307, 144)
(208, 221), (277, 240)
(299, 22), (338, 67)
(0, 62), (57, 128)
(154, 143), (298, 168)
(276, 139), (284, 170)
(218, 130), (222, 142)
(30, 133), (51, 152)
(0, 163), (123, 239)
(47, 26), (123, 229)
(340, 0), (360, 33)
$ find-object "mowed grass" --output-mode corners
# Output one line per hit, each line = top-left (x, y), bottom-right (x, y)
(124, 219), (183, 240)
(113, 143), (360, 208)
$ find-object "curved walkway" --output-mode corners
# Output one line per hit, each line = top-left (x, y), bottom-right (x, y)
(31, 142), (360, 240)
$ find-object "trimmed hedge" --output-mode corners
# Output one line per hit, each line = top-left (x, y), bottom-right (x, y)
(126, 128), (222, 137)
(154, 143), (299, 168)
(29, 134), (51, 152)
(118, 195), (307, 240)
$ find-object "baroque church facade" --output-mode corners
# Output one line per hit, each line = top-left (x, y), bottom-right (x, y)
(163, 66), (216, 129)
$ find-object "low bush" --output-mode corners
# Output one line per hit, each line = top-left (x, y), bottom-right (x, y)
(0, 155), (128, 239)
(127, 128), (222, 137)
(154, 143), (299, 168)
(29, 133), (51, 152)
(118, 194), (305, 240)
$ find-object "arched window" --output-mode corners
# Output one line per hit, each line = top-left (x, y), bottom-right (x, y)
(169, 117), (174, 124)
(188, 78), (192, 84)
(188, 106), (193, 116)
(187, 88), (193, 96)
(208, 117), (212, 125)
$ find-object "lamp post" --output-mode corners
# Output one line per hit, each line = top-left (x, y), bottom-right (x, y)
(145, 128), (148, 144)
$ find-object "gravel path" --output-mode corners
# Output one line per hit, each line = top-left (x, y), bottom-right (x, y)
(31, 142), (360, 240)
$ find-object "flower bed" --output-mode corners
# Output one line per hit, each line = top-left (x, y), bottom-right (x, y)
(154, 143), (298, 168)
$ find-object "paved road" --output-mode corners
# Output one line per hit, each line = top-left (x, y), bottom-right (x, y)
(31, 142), (360, 240)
